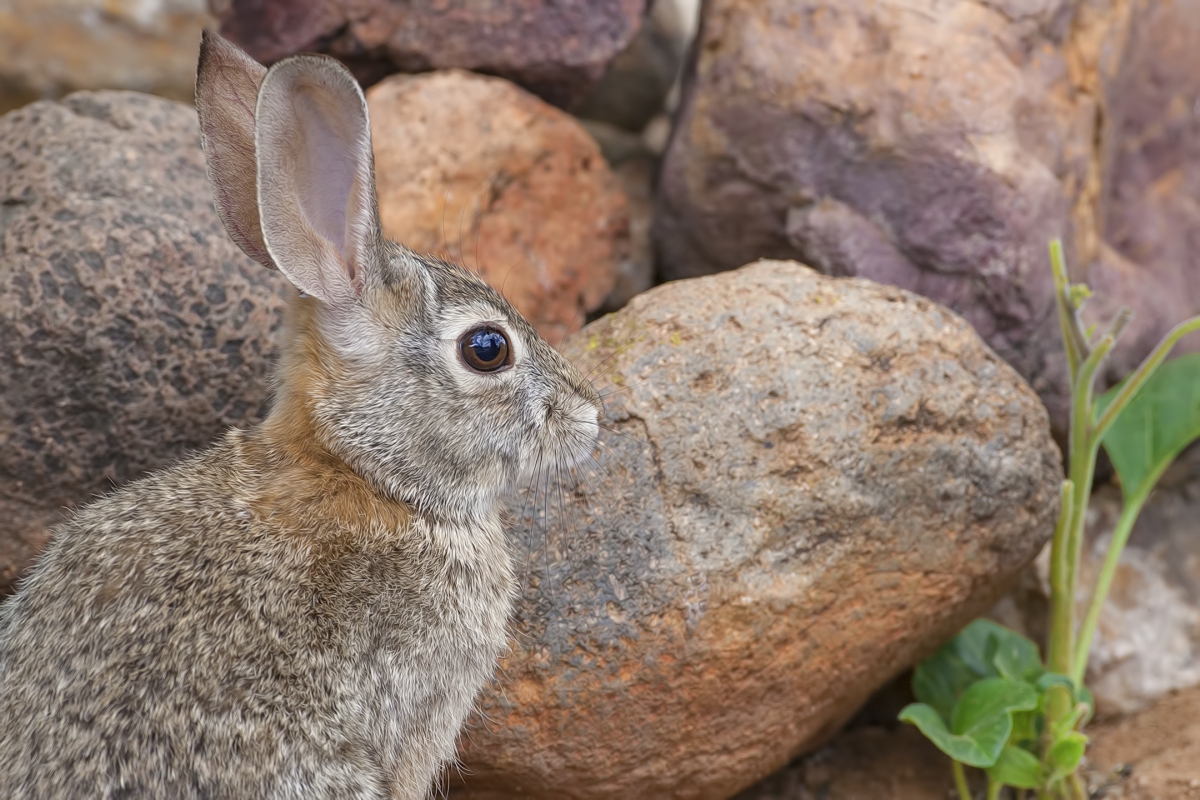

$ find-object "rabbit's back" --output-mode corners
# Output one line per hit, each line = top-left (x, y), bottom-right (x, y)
(0, 428), (515, 799)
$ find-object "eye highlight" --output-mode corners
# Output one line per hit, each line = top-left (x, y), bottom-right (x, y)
(458, 326), (513, 373)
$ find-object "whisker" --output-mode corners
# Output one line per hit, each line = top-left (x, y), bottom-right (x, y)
(597, 424), (649, 451)
(578, 340), (639, 383)
(519, 449), (547, 588)
(455, 197), (470, 266)
(440, 186), (452, 260)
(597, 379), (650, 399)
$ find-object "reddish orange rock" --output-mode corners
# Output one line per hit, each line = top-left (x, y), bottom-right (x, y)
(367, 70), (628, 346)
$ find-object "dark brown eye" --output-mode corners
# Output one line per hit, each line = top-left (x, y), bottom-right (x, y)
(459, 327), (512, 373)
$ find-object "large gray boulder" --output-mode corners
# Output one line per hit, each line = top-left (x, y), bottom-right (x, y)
(0, 91), (287, 594)
(453, 260), (1062, 799)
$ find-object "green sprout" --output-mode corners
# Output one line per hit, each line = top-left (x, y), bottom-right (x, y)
(899, 240), (1200, 799)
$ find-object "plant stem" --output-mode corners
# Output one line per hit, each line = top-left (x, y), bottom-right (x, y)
(987, 776), (1002, 800)
(1094, 316), (1200, 440)
(1049, 239), (1083, 381)
(954, 761), (972, 800)
(1072, 496), (1141, 684)
(1049, 333), (1115, 738)
(1047, 480), (1076, 692)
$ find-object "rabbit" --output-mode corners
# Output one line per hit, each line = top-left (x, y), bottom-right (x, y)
(0, 30), (601, 800)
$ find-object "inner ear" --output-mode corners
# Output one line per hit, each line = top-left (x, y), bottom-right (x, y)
(289, 90), (359, 280)
(254, 55), (382, 304)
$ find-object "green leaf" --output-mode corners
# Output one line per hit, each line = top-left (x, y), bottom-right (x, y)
(912, 620), (1044, 722)
(987, 745), (1043, 789)
(1099, 352), (1200, 503)
(989, 628), (1043, 683)
(1078, 685), (1095, 728)
(1035, 672), (1074, 694)
(1045, 731), (1088, 783)
(902, 679), (1039, 768)
(900, 703), (998, 767)
(952, 678), (1040, 741)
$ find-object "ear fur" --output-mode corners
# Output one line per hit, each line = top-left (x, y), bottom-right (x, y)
(254, 54), (384, 306)
(195, 30), (276, 270)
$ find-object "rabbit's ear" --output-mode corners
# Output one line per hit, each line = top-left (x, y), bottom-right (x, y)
(195, 30), (276, 270)
(253, 54), (384, 306)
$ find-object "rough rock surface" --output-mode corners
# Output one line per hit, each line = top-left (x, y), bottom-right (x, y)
(571, 0), (696, 132)
(0, 91), (287, 594)
(582, 120), (658, 313)
(652, 0), (1146, 428)
(0, 0), (213, 113)
(453, 260), (1061, 799)
(734, 682), (1200, 800)
(997, 446), (1200, 716)
(211, 0), (646, 108)
(367, 71), (627, 345)
(1080, 471), (1200, 715)
(1085, 0), (1200, 384)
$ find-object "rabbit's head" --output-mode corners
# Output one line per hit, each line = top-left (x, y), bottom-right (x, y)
(195, 32), (600, 521)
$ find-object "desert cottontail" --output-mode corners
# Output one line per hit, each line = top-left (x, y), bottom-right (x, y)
(0, 31), (601, 799)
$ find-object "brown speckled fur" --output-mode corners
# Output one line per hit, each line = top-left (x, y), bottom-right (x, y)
(0, 32), (600, 799)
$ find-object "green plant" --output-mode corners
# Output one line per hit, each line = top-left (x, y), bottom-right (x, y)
(899, 240), (1200, 799)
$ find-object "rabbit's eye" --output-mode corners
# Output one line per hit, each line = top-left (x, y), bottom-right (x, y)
(459, 327), (512, 373)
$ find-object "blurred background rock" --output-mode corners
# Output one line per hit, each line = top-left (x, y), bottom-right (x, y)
(0, 0), (214, 113)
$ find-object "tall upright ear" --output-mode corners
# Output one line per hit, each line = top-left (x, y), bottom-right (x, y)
(253, 54), (384, 305)
(195, 30), (276, 270)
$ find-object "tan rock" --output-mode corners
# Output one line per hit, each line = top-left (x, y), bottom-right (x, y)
(0, 0), (213, 113)
(367, 71), (627, 345)
(452, 260), (1061, 799)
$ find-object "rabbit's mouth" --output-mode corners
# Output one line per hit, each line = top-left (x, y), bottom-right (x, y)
(539, 393), (601, 471)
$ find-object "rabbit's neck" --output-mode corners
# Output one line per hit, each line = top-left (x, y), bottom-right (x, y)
(241, 419), (415, 535)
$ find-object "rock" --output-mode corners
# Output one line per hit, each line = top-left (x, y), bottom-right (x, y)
(1081, 472), (1200, 715)
(1002, 445), (1200, 716)
(0, 91), (287, 595)
(599, 155), (656, 312)
(733, 724), (952, 800)
(734, 681), (1200, 800)
(210, 0), (646, 108)
(366, 71), (627, 345)
(0, 0), (214, 114)
(652, 0), (1139, 429)
(571, 0), (698, 132)
(580, 120), (658, 313)
(452, 260), (1061, 799)
(1084, 0), (1200, 385)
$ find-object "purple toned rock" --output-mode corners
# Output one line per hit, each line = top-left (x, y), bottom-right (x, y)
(210, 0), (647, 108)
(1085, 0), (1200, 383)
(653, 0), (1151, 429)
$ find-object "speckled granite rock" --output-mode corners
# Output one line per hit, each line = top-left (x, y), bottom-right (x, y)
(453, 260), (1062, 799)
(211, 0), (646, 108)
(0, 91), (287, 594)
